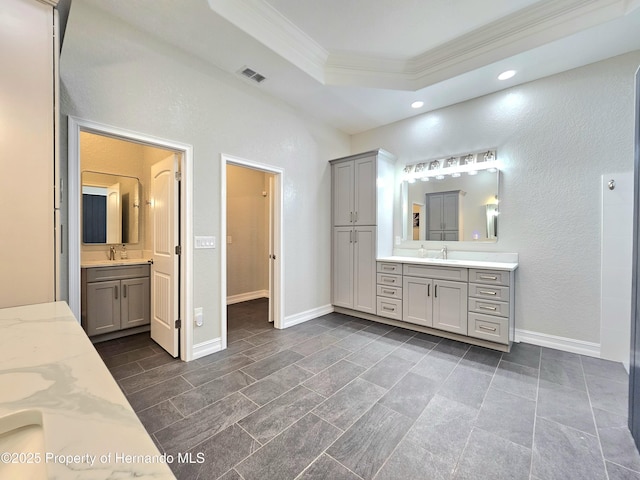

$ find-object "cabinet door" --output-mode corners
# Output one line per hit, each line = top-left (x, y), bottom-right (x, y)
(333, 161), (354, 226)
(433, 280), (468, 334)
(354, 156), (376, 225)
(427, 194), (443, 231)
(442, 193), (459, 231)
(333, 227), (354, 308)
(402, 276), (433, 327)
(353, 226), (376, 314)
(86, 280), (121, 336)
(121, 277), (150, 329)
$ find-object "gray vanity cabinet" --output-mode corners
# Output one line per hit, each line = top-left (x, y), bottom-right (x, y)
(426, 191), (461, 241)
(82, 265), (150, 337)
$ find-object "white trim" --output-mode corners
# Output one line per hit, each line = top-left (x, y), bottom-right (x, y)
(227, 290), (269, 305)
(515, 328), (601, 358)
(221, 153), (285, 351)
(192, 337), (223, 360)
(283, 304), (334, 329)
(67, 116), (194, 361)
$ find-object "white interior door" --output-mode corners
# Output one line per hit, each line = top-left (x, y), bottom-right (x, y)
(268, 175), (274, 323)
(150, 154), (179, 357)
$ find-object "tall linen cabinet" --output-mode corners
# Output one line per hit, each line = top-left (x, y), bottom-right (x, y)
(0, 0), (59, 307)
(330, 150), (396, 314)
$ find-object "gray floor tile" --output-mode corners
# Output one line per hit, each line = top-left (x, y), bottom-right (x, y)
(327, 403), (413, 480)
(296, 454), (361, 480)
(238, 385), (325, 444)
(182, 354), (255, 387)
(360, 353), (415, 389)
(346, 338), (398, 368)
(171, 370), (255, 416)
(108, 361), (144, 380)
(410, 348), (461, 384)
(303, 359), (365, 397)
(537, 379), (596, 434)
(240, 349), (305, 380)
(501, 342), (541, 369)
(126, 375), (193, 411)
(155, 392), (258, 454)
(454, 428), (531, 480)
(540, 354), (587, 391)
(606, 461), (640, 480)
(541, 346), (582, 365)
(137, 352), (180, 370)
(391, 336), (436, 363)
(290, 333), (340, 356)
(218, 469), (243, 480)
(136, 400), (184, 434)
(586, 373), (628, 417)
(242, 341), (286, 361)
(492, 359), (539, 400)
(459, 346), (501, 375)
(596, 409), (640, 472)
(476, 386), (536, 448)
(432, 338), (470, 357)
(374, 437), (455, 480)
(313, 377), (387, 430)
(235, 413), (341, 480)
(334, 329), (380, 351)
(325, 322), (369, 340)
(378, 371), (438, 419)
(295, 345), (351, 373)
(532, 417), (607, 480)
(438, 364), (492, 409)
(241, 364), (314, 406)
(102, 346), (158, 368)
(581, 356), (628, 383)
(119, 357), (203, 393)
(404, 395), (479, 463)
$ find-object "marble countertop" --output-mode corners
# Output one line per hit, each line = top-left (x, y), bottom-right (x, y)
(377, 255), (518, 271)
(81, 258), (152, 268)
(0, 302), (176, 479)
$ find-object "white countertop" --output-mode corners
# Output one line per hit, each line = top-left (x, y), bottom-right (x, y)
(377, 255), (518, 271)
(0, 302), (176, 479)
(81, 258), (152, 268)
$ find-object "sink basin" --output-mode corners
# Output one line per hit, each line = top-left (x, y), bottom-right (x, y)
(0, 410), (47, 480)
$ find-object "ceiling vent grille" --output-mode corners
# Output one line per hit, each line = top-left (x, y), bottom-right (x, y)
(239, 67), (266, 84)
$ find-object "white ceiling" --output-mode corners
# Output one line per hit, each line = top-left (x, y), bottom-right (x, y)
(81, 0), (640, 134)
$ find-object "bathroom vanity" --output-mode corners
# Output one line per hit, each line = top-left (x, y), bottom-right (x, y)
(81, 260), (151, 340)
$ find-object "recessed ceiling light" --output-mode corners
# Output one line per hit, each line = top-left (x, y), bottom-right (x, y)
(411, 101), (424, 109)
(498, 70), (516, 81)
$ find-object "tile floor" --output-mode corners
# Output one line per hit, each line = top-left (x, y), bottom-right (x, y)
(96, 298), (640, 480)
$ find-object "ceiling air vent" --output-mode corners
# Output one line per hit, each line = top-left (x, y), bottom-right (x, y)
(239, 67), (266, 84)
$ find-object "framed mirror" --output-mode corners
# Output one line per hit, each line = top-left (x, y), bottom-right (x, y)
(401, 169), (499, 242)
(81, 171), (141, 244)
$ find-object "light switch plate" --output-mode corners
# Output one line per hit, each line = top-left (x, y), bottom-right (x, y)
(195, 236), (215, 249)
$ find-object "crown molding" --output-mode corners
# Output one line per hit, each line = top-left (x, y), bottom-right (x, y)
(207, 0), (328, 83)
(209, 0), (634, 91)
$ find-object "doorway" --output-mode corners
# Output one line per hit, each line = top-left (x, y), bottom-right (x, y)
(68, 117), (194, 360)
(220, 154), (283, 349)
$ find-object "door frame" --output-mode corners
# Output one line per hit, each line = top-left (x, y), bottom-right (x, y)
(67, 116), (194, 361)
(220, 153), (284, 348)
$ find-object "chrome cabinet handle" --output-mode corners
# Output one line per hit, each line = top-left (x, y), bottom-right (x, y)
(479, 305), (497, 311)
(479, 290), (497, 296)
(479, 325), (497, 332)
(382, 278), (394, 283)
(123, 285), (127, 298)
(114, 286), (118, 300)
(435, 285), (438, 298)
(480, 274), (498, 280)
(382, 306), (395, 312)
(350, 212), (354, 223)
(427, 284), (430, 297)
(349, 231), (353, 243)
(382, 289), (395, 295)
(355, 230), (358, 243)
(354, 212), (358, 223)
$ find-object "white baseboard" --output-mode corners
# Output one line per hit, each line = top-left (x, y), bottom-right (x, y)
(227, 290), (269, 305)
(515, 328), (601, 358)
(192, 337), (222, 360)
(283, 304), (334, 329)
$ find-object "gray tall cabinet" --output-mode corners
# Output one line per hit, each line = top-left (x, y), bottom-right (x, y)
(330, 150), (396, 314)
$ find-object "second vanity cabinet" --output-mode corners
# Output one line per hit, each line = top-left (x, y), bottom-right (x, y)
(402, 264), (468, 334)
(81, 264), (150, 337)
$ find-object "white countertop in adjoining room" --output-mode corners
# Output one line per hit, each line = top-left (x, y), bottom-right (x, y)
(81, 258), (152, 268)
(377, 255), (518, 271)
(0, 301), (176, 479)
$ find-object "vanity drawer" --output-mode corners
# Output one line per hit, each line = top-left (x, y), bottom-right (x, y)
(467, 313), (509, 344)
(377, 284), (402, 300)
(469, 283), (510, 302)
(85, 264), (150, 282)
(377, 273), (402, 287)
(377, 262), (402, 274)
(469, 298), (509, 318)
(377, 297), (403, 321)
(403, 264), (468, 282)
(469, 269), (510, 287)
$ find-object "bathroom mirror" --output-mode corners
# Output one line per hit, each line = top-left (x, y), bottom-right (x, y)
(81, 171), (141, 244)
(401, 169), (499, 242)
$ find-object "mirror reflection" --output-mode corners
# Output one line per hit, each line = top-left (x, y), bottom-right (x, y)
(403, 169), (499, 242)
(82, 171), (141, 244)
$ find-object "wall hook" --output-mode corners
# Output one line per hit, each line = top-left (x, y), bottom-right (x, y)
(608, 179), (616, 191)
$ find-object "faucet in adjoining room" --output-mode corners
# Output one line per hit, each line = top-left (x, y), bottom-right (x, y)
(109, 245), (116, 261)
(440, 245), (448, 260)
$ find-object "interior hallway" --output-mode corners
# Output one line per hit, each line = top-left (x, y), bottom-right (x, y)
(97, 299), (638, 480)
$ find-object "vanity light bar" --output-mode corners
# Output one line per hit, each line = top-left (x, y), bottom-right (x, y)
(402, 149), (498, 181)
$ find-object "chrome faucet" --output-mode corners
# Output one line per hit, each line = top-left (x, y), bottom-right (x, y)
(109, 246), (116, 261)
(440, 245), (448, 260)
